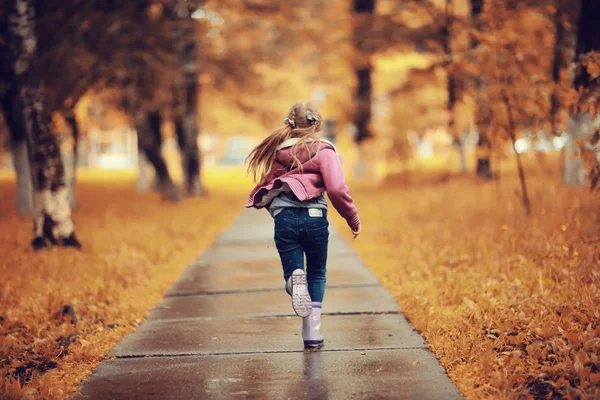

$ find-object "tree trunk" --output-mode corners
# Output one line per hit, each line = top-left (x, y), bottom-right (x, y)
(572, 0), (600, 90)
(2, 88), (34, 215)
(174, 114), (203, 196)
(134, 108), (181, 202)
(564, 112), (592, 185)
(443, 25), (463, 171)
(453, 132), (468, 173)
(65, 114), (79, 183)
(447, 72), (456, 135)
(475, 130), (493, 179)
(137, 150), (150, 192)
(442, 0), (458, 143)
(354, 66), (373, 144)
(352, 0), (375, 144)
(504, 92), (531, 215)
(549, 9), (566, 135)
(172, 2), (204, 196)
(7, 0), (80, 250)
(469, 0), (493, 180)
(564, 0), (600, 185)
(64, 113), (79, 208)
(181, 71), (203, 196)
(11, 139), (35, 216)
(148, 111), (163, 193)
(513, 143), (531, 215)
(173, 76), (204, 196)
(173, 113), (187, 185)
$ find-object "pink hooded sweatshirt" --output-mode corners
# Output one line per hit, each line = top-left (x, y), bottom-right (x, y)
(245, 138), (361, 231)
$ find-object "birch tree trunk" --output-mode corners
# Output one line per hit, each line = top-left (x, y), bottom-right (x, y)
(11, 139), (34, 215)
(564, 112), (592, 186)
(2, 88), (34, 215)
(7, 0), (80, 249)
(173, 3), (204, 196)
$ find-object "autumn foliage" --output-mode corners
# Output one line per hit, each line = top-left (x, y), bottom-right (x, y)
(0, 172), (248, 399)
(333, 157), (600, 400)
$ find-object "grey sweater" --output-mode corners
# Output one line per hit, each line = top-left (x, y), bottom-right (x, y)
(268, 191), (328, 217)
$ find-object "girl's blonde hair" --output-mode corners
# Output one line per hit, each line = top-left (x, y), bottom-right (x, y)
(247, 101), (323, 184)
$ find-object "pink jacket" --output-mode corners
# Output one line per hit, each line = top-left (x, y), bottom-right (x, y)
(245, 138), (361, 231)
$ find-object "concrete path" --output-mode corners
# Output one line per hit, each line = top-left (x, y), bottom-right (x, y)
(73, 210), (462, 400)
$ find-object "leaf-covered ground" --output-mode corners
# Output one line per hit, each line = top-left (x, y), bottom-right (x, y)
(2, 161), (599, 399)
(0, 170), (249, 399)
(333, 162), (600, 399)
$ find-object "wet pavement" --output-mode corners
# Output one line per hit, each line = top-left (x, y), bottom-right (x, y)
(73, 209), (462, 400)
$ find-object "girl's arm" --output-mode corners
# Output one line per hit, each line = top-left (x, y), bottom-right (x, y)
(317, 149), (361, 231)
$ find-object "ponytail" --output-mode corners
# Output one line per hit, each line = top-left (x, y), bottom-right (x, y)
(247, 125), (293, 184)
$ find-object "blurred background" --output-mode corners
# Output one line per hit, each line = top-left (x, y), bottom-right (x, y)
(1, 0), (598, 199)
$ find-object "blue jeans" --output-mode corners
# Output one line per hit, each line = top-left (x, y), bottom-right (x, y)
(274, 208), (329, 303)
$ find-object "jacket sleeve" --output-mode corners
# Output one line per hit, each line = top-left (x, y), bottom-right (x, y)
(317, 149), (361, 231)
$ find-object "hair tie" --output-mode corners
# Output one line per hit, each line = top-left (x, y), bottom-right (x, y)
(306, 111), (320, 126)
(284, 118), (296, 128)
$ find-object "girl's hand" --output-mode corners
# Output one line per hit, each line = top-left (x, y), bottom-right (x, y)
(352, 224), (362, 239)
